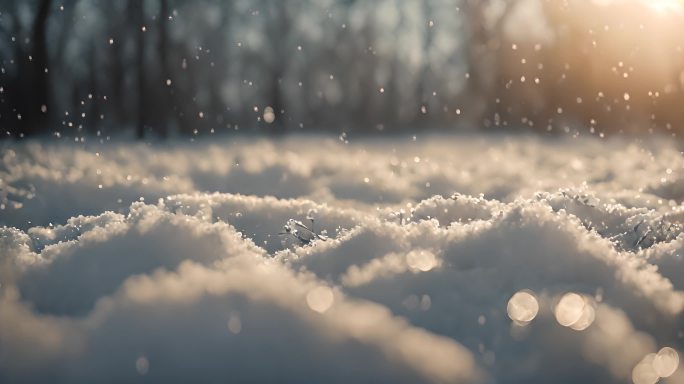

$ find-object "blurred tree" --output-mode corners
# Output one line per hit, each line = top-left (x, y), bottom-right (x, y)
(130, 0), (146, 139)
(1, 0), (683, 139)
(264, 1), (290, 134)
(461, 0), (518, 130)
(157, 0), (171, 138)
(1, 0), (53, 137)
(27, 0), (52, 135)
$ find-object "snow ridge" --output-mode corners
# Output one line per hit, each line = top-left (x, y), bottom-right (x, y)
(1, 136), (683, 383)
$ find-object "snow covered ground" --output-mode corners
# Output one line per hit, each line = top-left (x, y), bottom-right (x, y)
(1, 134), (683, 383)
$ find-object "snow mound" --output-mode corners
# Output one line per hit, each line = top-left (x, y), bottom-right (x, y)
(1, 135), (683, 383)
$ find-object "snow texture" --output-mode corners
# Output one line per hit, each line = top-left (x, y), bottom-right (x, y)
(1, 134), (683, 383)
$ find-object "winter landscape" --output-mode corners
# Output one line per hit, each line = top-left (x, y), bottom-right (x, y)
(2, 1), (684, 384)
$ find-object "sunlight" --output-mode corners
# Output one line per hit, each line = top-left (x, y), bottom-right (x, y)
(3, 1), (684, 383)
(593, 0), (684, 13)
(644, 0), (684, 13)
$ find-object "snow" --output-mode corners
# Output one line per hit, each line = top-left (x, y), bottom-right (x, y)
(1, 134), (683, 383)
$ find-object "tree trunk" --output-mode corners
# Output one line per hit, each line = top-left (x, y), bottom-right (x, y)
(27, 0), (52, 135)
(462, 0), (516, 129)
(269, 70), (284, 134)
(130, 0), (146, 139)
(88, 43), (101, 134)
(158, 0), (170, 138)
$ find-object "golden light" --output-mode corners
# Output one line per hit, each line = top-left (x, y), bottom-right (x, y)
(554, 293), (596, 331)
(507, 290), (539, 325)
(499, 0), (684, 133)
(641, 0), (684, 13)
(593, 0), (684, 13)
(306, 286), (334, 314)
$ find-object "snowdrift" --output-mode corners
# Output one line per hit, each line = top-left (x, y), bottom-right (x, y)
(1, 135), (683, 383)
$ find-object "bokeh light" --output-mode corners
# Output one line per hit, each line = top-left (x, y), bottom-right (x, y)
(135, 356), (150, 375)
(555, 292), (596, 330)
(632, 353), (659, 384)
(227, 313), (242, 334)
(632, 347), (680, 383)
(306, 286), (334, 314)
(263, 107), (276, 124)
(653, 347), (679, 378)
(406, 250), (438, 272)
(507, 290), (539, 324)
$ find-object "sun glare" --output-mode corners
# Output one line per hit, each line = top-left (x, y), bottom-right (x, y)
(647, 0), (684, 13)
(594, 0), (684, 13)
